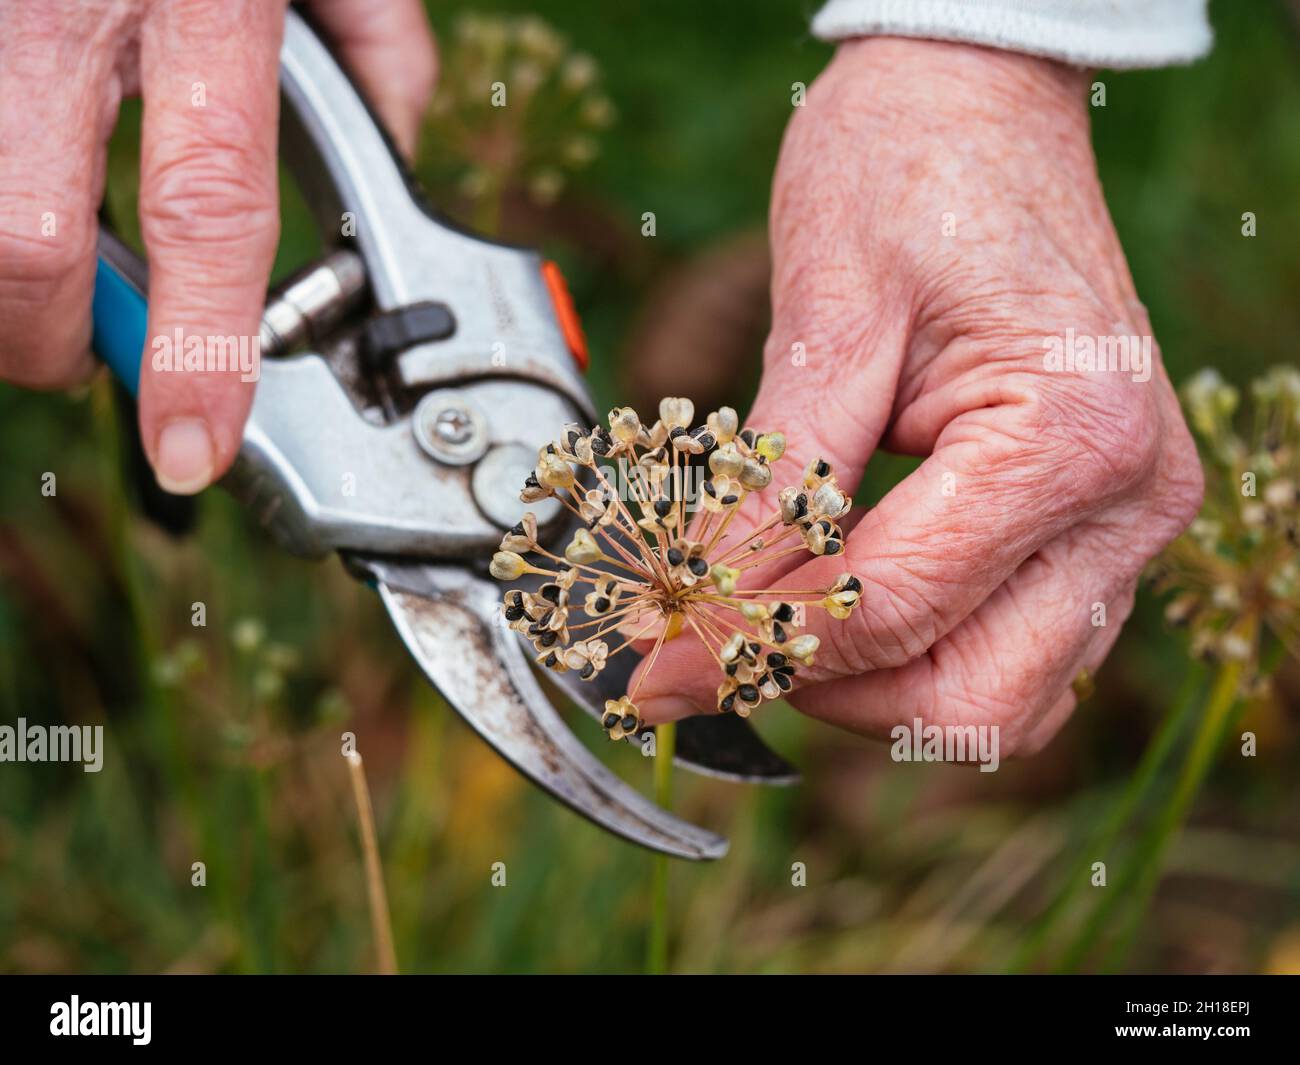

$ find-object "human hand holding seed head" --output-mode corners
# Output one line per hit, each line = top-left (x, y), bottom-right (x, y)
(0, 0), (435, 494)
(631, 39), (1205, 756)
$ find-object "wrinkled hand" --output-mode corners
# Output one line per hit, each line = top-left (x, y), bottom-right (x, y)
(633, 38), (1203, 756)
(0, 0), (435, 492)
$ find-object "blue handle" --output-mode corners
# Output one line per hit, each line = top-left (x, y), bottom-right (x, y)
(91, 248), (149, 397)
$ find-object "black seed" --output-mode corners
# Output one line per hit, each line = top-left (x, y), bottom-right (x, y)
(773, 603), (795, 622)
(527, 622), (542, 636)
(510, 521), (525, 536)
(566, 430), (581, 449)
(545, 443), (556, 454)
(766, 652), (787, 668)
(524, 473), (540, 489)
(824, 540), (842, 555)
(740, 429), (756, 447)
(692, 429), (716, 449)
(670, 426), (687, 438)
(543, 652), (558, 667)
(688, 557), (708, 577)
(774, 672), (792, 691)
(556, 562), (571, 571)
(772, 621), (787, 644)
(580, 663), (595, 680)
(844, 576), (862, 593)
(504, 606), (524, 621)
(816, 520), (831, 535)
(748, 641), (760, 655)
(720, 693), (736, 713)
(667, 548), (684, 566)
(602, 712), (620, 729)
(540, 584), (561, 603)
(591, 435), (611, 456)
(725, 662), (738, 676)
(703, 479), (716, 496)
(721, 494), (739, 506)
(738, 684), (760, 704)
(620, 714), (639, 731)
(539, 631), (558, 648)
(814, 460), (830, 477)
(593, 596), (610, 613)
(654, 499), (673, 518)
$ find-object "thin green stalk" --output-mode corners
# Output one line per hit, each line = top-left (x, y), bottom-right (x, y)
(1098, 654), (1248, 971)
(1056, 646), (1249, 972)
(1006, 664), (1205, 972)
(647, 722), (676, 975)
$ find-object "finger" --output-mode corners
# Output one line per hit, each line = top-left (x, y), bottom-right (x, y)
(788, 529), (1139, 757)
(136, 0), (286, 493)
(0, 8), (130, 387)
(305, 0), (437, 159)
(1017, 584), (1135, 755)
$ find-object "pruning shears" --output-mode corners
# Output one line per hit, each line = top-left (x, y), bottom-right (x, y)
(90, 8), (796, 860)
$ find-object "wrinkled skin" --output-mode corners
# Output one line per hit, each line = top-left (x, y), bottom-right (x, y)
(633, 39), (1204, 756)
(0, 0), (435, 492)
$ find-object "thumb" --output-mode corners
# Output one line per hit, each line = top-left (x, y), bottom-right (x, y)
(631, 263), (909, 723)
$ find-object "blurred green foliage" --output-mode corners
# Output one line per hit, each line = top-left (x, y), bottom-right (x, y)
(0, 0), (1298, 974)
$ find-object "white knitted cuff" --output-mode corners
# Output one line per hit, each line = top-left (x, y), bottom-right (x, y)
(811, 0), (1213, 69)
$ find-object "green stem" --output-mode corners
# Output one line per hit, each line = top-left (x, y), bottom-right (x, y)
(1006, 664), (1205, 972)
(647, 722), (676, 975)
(1056, 644), (1249, 972)
(1098, 652), (1248, 971)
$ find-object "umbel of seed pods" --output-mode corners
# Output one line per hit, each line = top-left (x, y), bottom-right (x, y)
(489, 398), (864, 740)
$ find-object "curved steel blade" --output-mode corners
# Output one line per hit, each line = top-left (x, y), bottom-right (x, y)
(354, 556), (727, 860)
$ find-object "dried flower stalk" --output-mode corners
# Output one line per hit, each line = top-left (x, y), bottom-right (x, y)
(490, 397), (862, 738)
(1150, 366), (1300, 696)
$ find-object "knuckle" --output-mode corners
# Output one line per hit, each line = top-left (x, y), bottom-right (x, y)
(0, 200), (93, 292)
(1027, 374), (1163, 502)
(141, 144), (278, 253)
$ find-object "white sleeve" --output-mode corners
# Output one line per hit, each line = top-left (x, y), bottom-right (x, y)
(811, 0), (1212, 69)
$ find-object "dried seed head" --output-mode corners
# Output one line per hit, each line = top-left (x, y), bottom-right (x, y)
(495, 395), (864, 730)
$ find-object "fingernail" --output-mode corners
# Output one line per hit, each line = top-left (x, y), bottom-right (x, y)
(638, 695), (704, 724)
(155, 417), (215, 495)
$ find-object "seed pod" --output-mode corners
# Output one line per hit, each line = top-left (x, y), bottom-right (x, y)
(740, 602), (769, 622)
(564, 527), (602, 565)
(739, 457), (772, 491)
(707, 406), (739, 444)
(659, 396), (695, 429)
(786, 634), (820, 664)
(708, 443), (744, 479)
(710, 563), (740, 596)
(812, 481), (849, 519)
(489, 551), (528, 580)
(608, 406), (641, 443)
(499, 511), (539, 553)
(755, 432), (785, 462)
(803, 457), (833, 488)
(537, 451), (575, 489)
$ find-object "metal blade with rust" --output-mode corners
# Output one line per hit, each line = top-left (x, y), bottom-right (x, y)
(351, 555), (727, 860)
